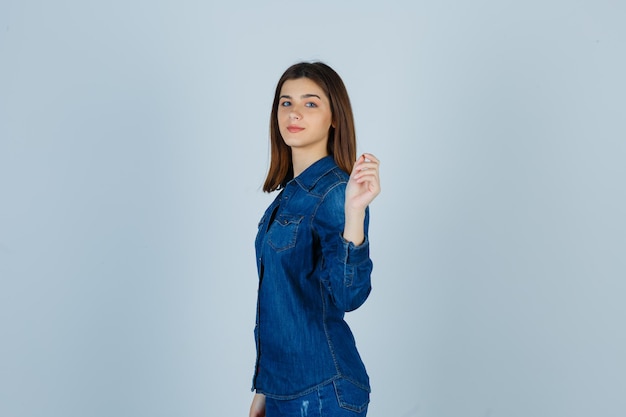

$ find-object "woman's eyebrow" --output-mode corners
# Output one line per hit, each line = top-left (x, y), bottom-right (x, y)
(279, 94), (322, 100)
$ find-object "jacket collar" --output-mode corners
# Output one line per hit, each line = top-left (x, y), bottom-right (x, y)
(293, 155), (337, 191)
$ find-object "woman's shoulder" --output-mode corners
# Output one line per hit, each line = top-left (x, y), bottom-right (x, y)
(309, 168), (348, 219)
(312, 165), (349, 196)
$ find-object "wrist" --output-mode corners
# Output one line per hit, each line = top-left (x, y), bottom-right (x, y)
(344, 205), (366, 218)
(343, 208), (366, 245)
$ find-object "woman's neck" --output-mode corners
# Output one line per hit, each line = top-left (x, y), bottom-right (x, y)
(291, 148), (329, 177)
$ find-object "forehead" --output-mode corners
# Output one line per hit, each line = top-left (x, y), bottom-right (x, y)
(280, 78), (328, 99)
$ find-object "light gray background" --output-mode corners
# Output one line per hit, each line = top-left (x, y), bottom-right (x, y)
(1, 1), (625, 416)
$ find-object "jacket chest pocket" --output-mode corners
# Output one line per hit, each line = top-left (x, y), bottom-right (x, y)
(268, 214), (304, 252)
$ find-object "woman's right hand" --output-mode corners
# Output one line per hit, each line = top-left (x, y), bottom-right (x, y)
(249, 393), (266, 417)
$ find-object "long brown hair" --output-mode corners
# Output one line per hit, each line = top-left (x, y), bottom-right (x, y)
(263, 62), (357, 192)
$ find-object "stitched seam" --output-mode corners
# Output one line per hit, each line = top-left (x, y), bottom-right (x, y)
(320, 278), (341, 376)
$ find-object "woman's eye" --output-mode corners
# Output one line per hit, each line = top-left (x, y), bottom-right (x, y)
(305, 102), (317, 108)
(281, 101), (291, 107)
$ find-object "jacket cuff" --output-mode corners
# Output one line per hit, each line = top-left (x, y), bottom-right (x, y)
(340, 234), (370, 265)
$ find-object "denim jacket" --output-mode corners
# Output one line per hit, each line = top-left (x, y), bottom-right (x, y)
(252, 156), (373, 400)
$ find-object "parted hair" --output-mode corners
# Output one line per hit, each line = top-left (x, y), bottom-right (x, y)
(263, 62), (357, 192)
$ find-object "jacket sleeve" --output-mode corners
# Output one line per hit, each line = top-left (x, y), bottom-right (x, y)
(313, 182), (373, 312)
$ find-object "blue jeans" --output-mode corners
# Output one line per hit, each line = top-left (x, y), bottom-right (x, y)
(264, 379), (369, 417)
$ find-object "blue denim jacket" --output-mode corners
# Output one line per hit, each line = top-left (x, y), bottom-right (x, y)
(252, 156), (373, 399)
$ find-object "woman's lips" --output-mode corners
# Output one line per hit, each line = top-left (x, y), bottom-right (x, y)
(287, 126), (304, 133)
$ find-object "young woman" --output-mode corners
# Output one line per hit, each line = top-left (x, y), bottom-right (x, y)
(250, 62), (381, 417)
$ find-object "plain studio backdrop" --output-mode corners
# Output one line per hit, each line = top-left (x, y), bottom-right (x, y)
(1, 1), (625, 416)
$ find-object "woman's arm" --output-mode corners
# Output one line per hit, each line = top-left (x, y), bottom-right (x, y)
(249, 393), (266, 417)
(344, 153), (381, 244)
(312, 153), (380, 312)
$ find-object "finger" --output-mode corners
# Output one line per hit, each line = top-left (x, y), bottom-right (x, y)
(361, 153), (380, 164)
(355, 163), (379, 173)
(355, 172), (380, 185)
(351, 155), (366, 174)
(354, 165), (379, 178)
(355, 155), (379, 171)
(354, 153), (379, 169)
(355, 174), (379, 186)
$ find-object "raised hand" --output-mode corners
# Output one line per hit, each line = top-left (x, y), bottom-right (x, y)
(345, 153), (381, 212)
(343, 153), (380, 245)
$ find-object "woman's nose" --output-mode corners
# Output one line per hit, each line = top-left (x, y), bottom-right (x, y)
(289, 109), (301, 120)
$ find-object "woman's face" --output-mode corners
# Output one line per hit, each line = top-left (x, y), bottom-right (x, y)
(277, 77), (333, 154)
